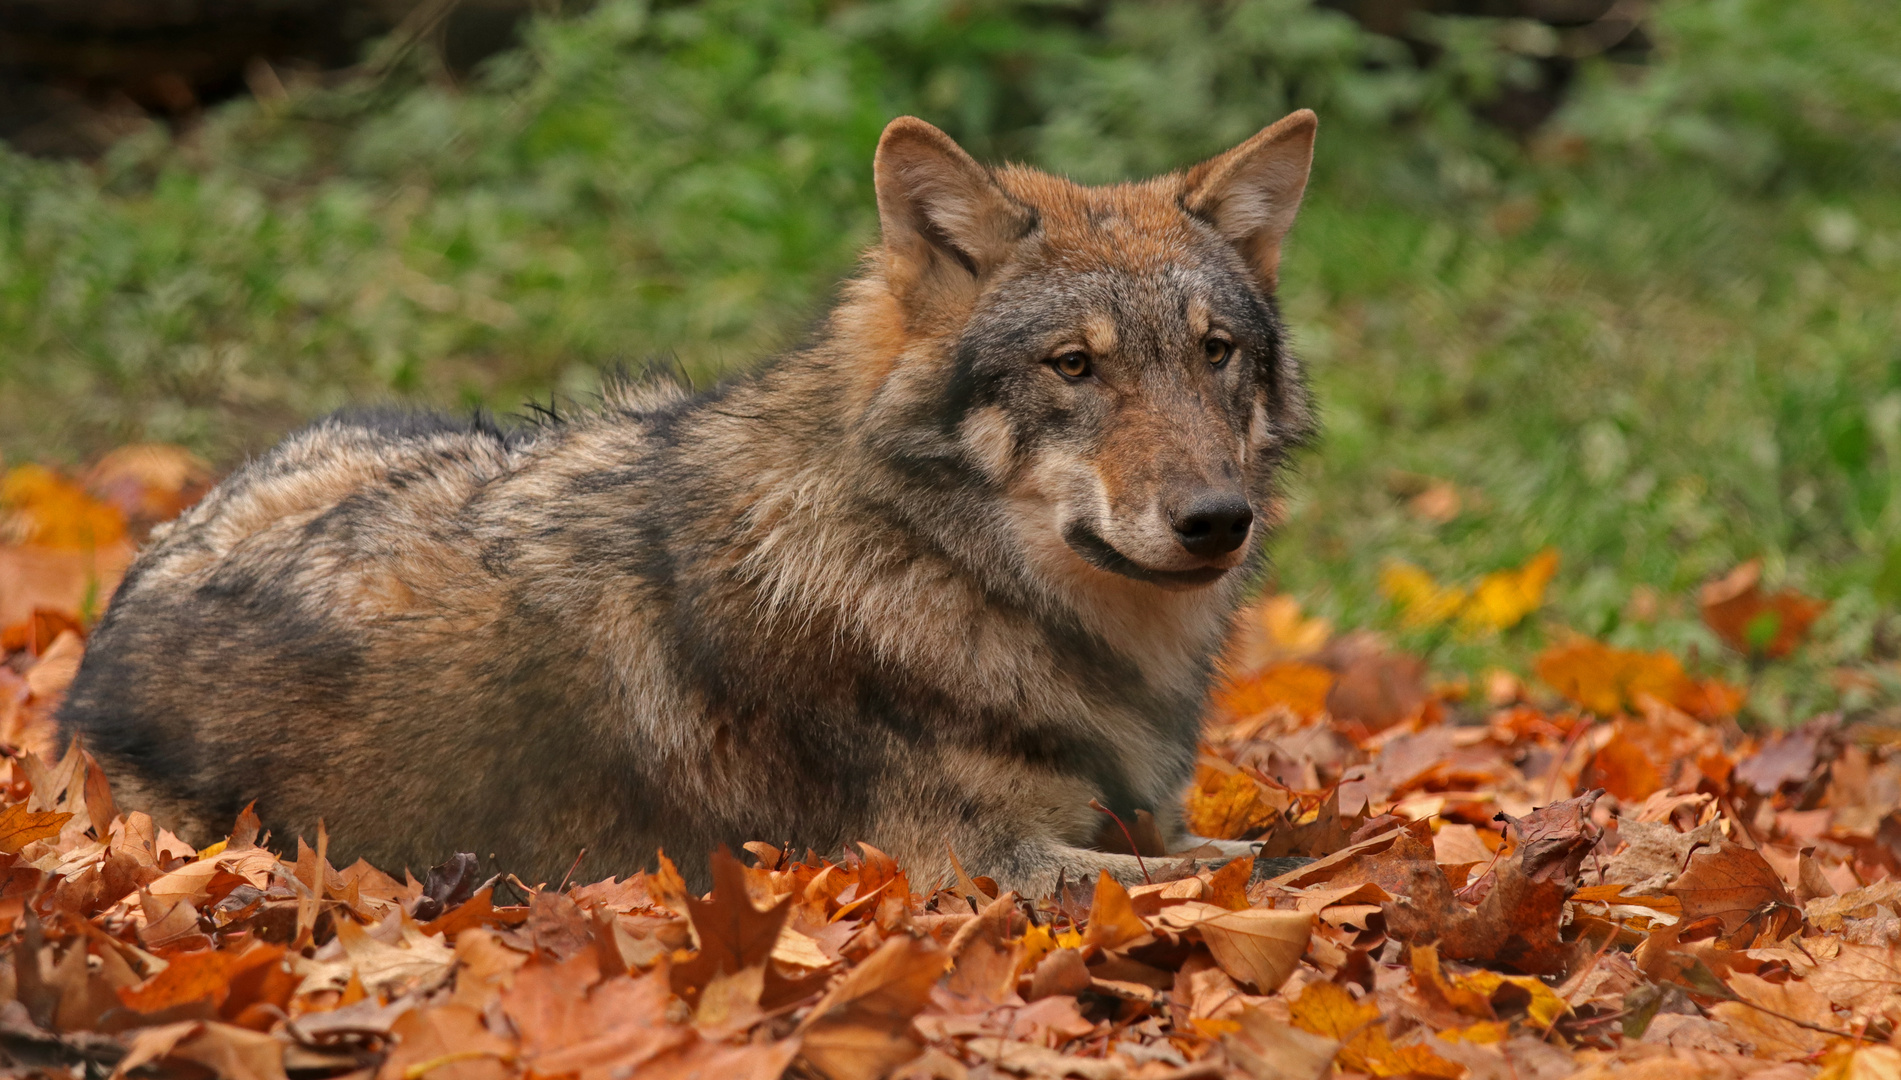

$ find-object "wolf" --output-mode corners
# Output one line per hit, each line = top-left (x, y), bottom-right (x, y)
(58, 110), (1319, 894)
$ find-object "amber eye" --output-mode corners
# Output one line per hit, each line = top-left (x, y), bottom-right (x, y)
(1205, 337), (1234, 367)
(1052, 351), (1092, 380)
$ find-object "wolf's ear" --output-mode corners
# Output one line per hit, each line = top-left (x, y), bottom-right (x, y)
(875, 117), (1031, 307)
(1181, 110), (1317, 291)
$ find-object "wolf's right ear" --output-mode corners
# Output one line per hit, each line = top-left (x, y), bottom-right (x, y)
(875, 117), (1031, 309)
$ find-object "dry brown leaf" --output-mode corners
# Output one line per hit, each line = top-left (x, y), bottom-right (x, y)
(1222, 1004), (1340, 1080)
(1707, 973), (1837, 1060)
(1193, 907), (1312, 992)
(798, 933), (946, 1080)
(373, 1003), (517, 1080)
(1666, 840), (1799, 945)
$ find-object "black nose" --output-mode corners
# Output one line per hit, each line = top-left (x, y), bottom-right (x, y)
(1171, 493), (1253, 558)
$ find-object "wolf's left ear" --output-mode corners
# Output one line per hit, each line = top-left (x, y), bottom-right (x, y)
(1181, 110), (1317, 291)
(875, 117), (1032, 309)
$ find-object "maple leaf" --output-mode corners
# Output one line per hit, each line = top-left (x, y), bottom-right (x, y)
(1185, 761), (1281, 841)
(1381, 561), (1469, 628)
(1224, 1003), (1345, 1080)
(0, 464), (126, 550)
(0, 801), (72, 854)
(671, 846), (792, 996)
(1534, 637), (1742, 718)
(375, 1003), (518, 1080)
(1081, 870), (1148, 950)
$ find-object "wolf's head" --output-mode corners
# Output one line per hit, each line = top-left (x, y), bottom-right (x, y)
(845, 113), (1316, 595)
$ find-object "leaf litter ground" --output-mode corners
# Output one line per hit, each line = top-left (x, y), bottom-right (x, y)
(2, 451), (1900, 1080)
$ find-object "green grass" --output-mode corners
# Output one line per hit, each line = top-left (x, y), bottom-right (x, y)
(1, 0), (1897, 723)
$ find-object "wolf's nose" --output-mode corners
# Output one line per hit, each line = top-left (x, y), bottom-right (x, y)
(1171, 494), (1253, 558)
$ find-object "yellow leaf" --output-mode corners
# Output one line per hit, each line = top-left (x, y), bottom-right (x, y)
(1380, 562), (1468, 628)
(1185, 764), (1280, 840)
(1289, 981), (1460, 1079)
(1448, 969), (1571, 1030)
(1015, 923), (1055, 979)
(1462, 548), (1559, 632)
(1443, 1021), (1510, 1044)
(1, 464), (126, 550)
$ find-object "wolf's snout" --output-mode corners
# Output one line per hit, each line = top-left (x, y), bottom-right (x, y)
(1170, 493), (1253, 558)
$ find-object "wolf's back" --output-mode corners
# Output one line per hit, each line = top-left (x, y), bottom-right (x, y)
(55, 409), (632, 878)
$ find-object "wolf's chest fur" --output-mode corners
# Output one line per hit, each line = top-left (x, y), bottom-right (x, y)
(58, 111), (1318, 892)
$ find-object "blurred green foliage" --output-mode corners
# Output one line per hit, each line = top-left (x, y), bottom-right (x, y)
(0, 0), (1897, 718)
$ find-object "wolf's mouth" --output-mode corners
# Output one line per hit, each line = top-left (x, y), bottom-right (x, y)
(1061, 523), (1232, 588)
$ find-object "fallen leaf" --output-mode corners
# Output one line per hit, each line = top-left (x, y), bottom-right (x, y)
(1288, 980), (1460, 1078)
(1213, 661), (1335, 721)
(1192, 906), (1311, 992)
(1700, 560), (1828, 659)
(1081, 871), (1147, 951)
(0, 801), (73, 854)
(373, 1003), (517, 1080)
(1222, 1004), (1340, 1080)
(1665, 840), (1799, 945)
(1708, 972), (1837, 1060)
(798, 933), (946, 1080)
(1463, 549), (1560, 632)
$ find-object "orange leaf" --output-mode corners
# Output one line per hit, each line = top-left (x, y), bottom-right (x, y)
(1185, 764), (1279, 840)
(1212, 661), (1334, 721)
(1082, 871), (1148, 950)
(1700, 560), (1828, 659)
(1534, 639), (1695, 716)
(1586, 724), (1666, 803)
(120, 949), (235, 1013)
(1, 464), (126, 550)
(0, 800), (72, 854)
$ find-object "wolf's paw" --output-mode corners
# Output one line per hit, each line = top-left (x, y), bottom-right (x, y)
(1249, 854), (1316, 883)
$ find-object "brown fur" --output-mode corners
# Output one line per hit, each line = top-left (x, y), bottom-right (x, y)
(59, 112), (1319, 892)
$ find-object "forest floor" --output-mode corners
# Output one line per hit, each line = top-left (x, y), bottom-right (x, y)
(0, 446), (1897, 1080)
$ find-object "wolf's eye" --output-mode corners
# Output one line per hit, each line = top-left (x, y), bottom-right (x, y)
(1204, 337), (1235, 367)
(1051, 352), (1092, 380)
